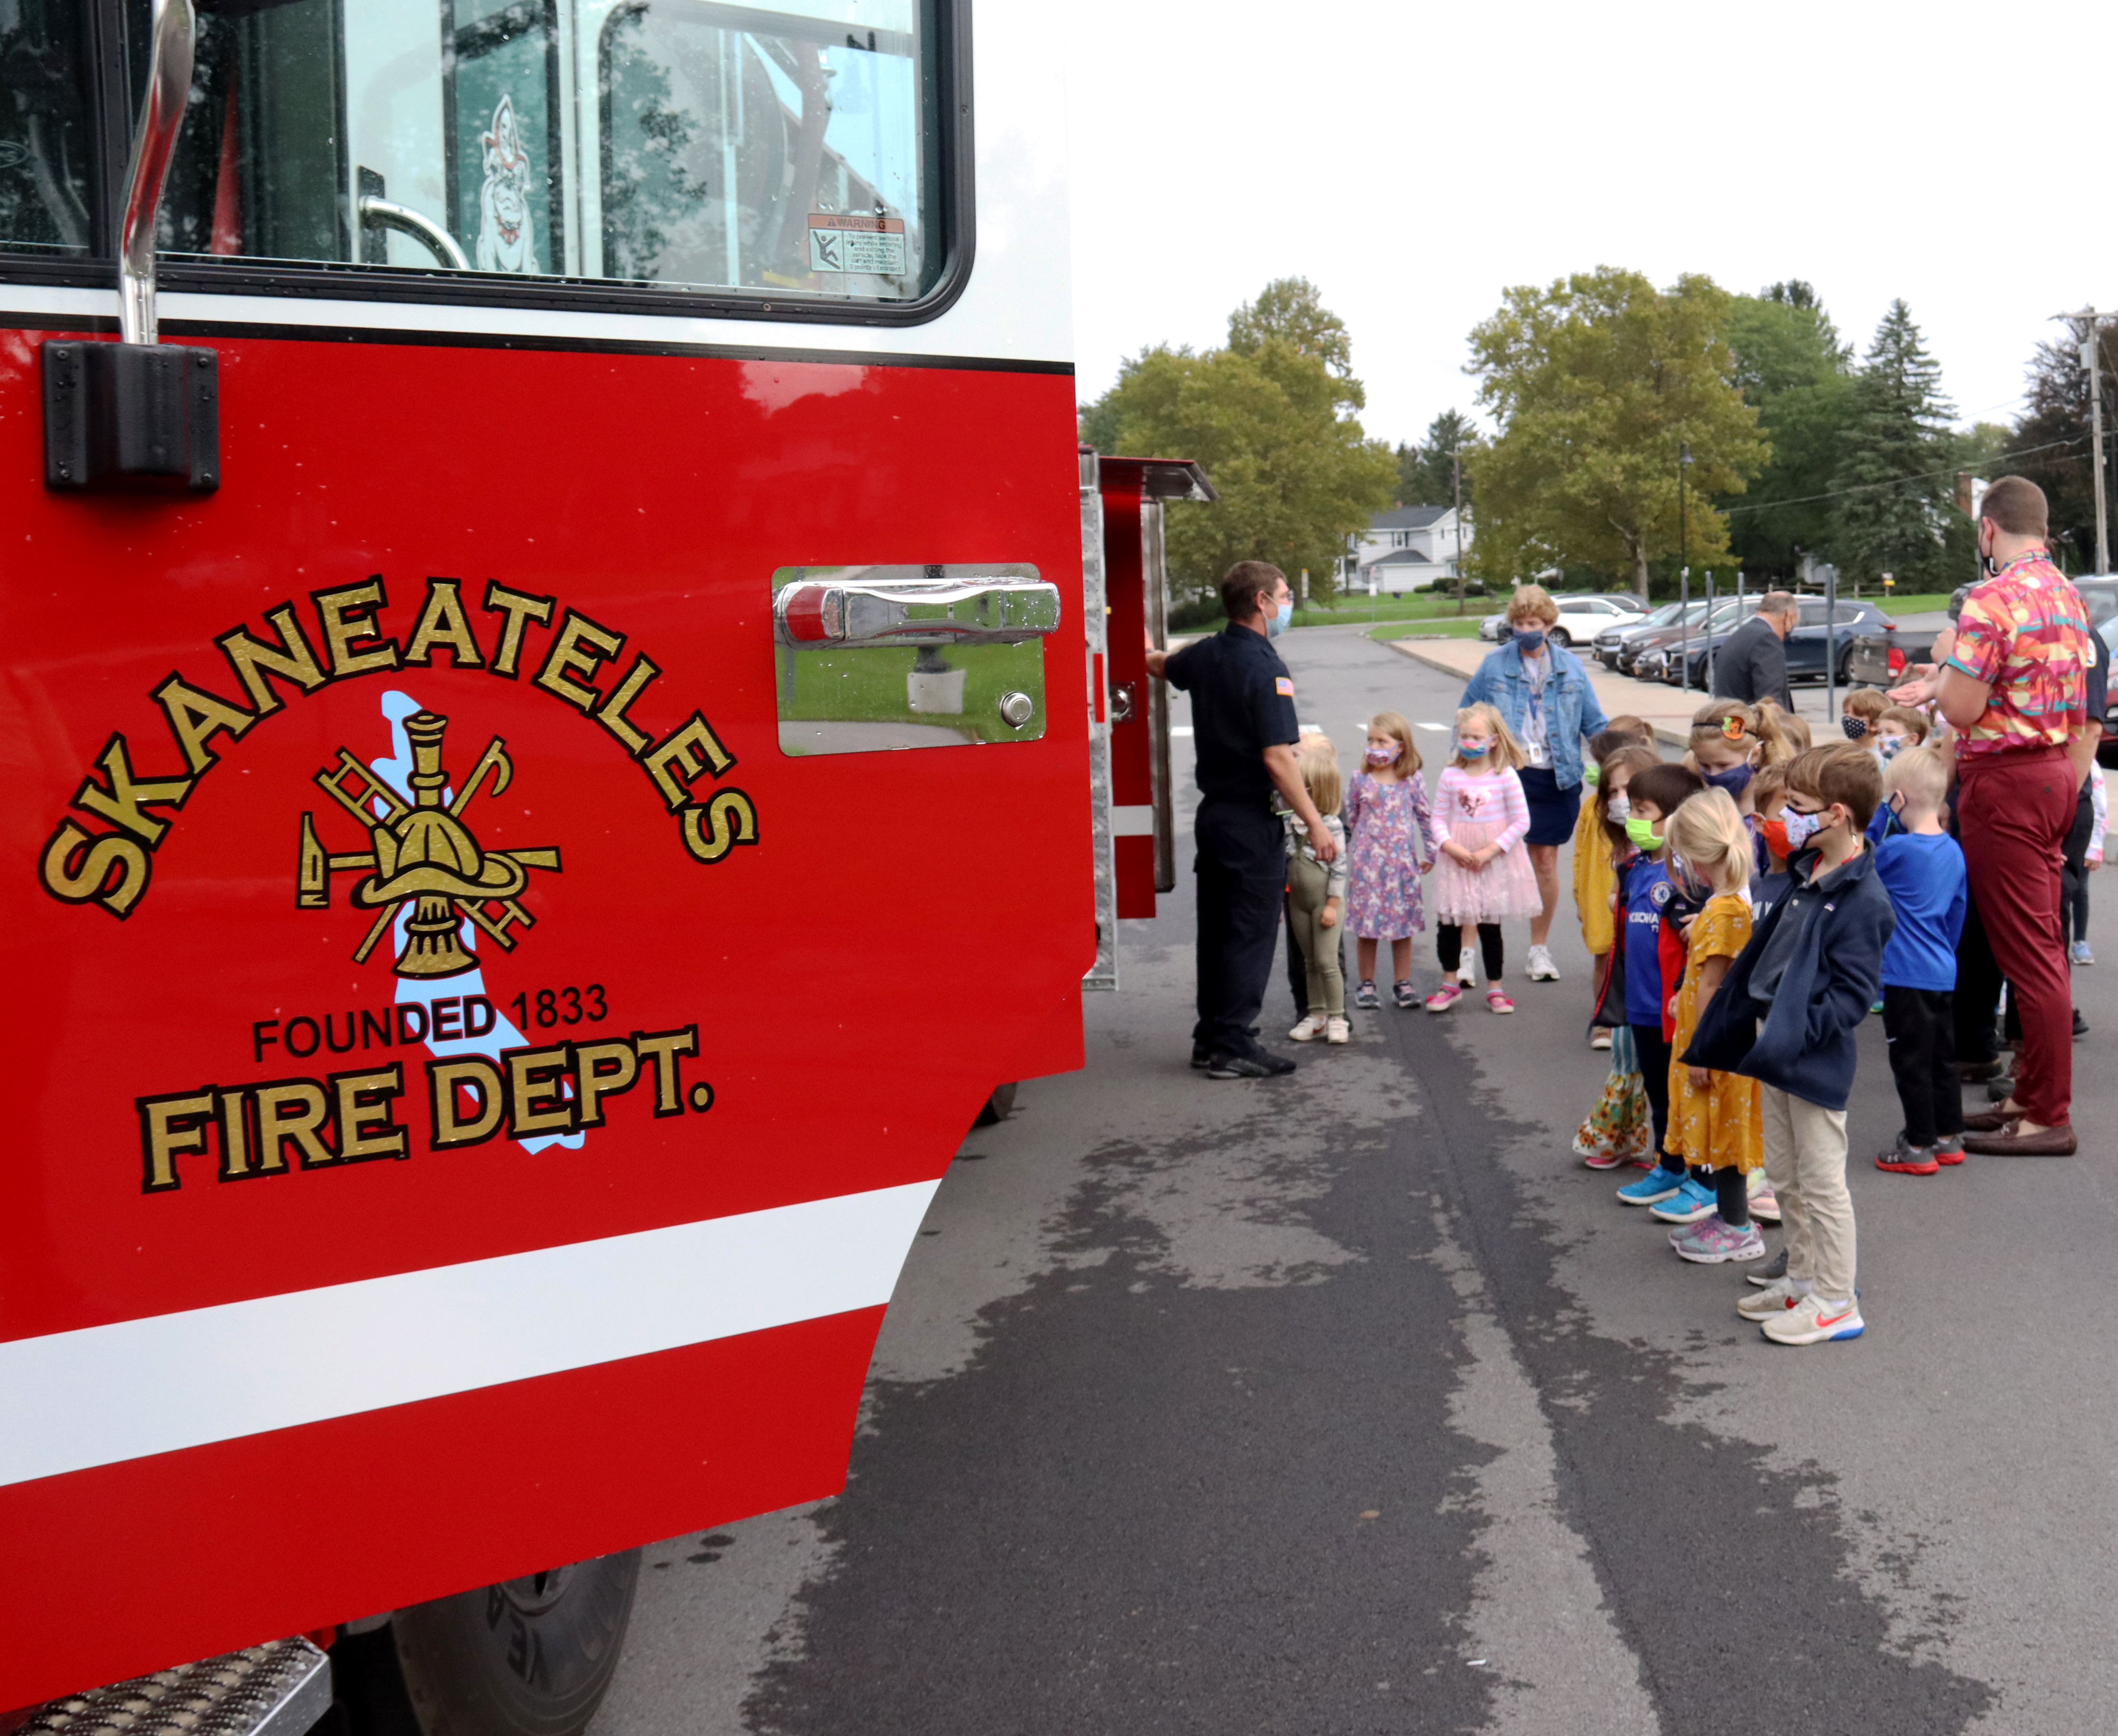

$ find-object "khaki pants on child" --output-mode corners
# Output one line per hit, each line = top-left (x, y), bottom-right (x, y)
(1761, 1085), (1855, 1299)
(1286, 854), (1345, 1018)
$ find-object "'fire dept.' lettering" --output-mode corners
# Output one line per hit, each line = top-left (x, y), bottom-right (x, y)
(38, 575), (760, 920)
(136, 1024), (707, 1193)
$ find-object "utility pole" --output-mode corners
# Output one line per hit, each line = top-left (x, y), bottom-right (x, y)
(1452, 448), (1467, 616)
(2052, 309), (2112, 575)
(2085, 313), (2111, 575)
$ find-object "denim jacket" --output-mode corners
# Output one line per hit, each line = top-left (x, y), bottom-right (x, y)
(1459, 645), (1608, 791)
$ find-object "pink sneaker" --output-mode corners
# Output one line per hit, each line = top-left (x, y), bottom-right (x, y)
(1486, 989), (1516, 1014)
(1581, 1149), (1626, 1170)
(1424, 984), (1462, 1013)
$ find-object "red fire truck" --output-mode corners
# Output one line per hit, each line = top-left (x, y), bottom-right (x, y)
(0, 0), (1198, 1729)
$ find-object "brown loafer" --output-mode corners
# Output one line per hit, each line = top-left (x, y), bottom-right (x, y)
(1961, 1123), (2078, 1156)
(1961, 1105), (2019, 1132)
(1955, 1058), (2008, 1082)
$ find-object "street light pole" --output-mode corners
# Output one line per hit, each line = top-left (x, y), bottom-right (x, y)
(1677, 441), (1693, 690)
(1452, 448), (1467, 616)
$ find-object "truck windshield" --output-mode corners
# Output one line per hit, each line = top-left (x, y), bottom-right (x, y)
(4, 0), (945, 310)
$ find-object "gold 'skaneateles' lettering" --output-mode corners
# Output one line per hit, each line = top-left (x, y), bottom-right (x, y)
(40, 576), (757, 920)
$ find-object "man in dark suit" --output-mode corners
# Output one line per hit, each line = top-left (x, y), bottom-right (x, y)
(1713, 591), (1798, 708)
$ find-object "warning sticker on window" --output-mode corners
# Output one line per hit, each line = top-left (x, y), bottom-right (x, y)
(809, 214), (907, 276)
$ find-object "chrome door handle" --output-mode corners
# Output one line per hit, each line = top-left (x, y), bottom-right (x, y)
(774, 571), (1061, 649)
(358, 195), (471, 271)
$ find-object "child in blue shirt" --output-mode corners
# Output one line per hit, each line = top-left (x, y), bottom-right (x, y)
(1871, 743), (1969, 1174)
(1589, 762), (1705, 1207)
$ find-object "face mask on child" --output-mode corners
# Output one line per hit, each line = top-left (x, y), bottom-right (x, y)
(1365, 746), (1398, 767)
(1877, 735), (1908, 761)
(1703, 763), (1754, 797)
(1760, 816), (1789, 858)
(1623, 815), (1662, 851)
(1841, 716), (1869, 741)
(1584, 762), (1601, 787)
(1458, 737), (1489, 760)
(1605, 793), (1631, 822)
(1780, 804), (1824, 849)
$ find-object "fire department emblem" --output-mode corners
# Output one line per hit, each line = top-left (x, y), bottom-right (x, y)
(297, 709), (560, 978)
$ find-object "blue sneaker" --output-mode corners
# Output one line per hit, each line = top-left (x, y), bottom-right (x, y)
(1616, 1166), (1687, 1206)
(1649, 1177), (1719, 1223)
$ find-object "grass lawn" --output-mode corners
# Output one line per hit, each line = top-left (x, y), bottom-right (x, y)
(1360, 618), (1486, 643)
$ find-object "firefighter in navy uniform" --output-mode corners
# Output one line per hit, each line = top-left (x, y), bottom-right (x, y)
(1147, 561), (1338, 1077)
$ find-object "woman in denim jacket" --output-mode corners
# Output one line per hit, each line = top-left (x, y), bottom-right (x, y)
(1459, 584), (1610, 983)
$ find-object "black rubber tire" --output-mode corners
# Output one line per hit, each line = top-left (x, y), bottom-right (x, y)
(1549, 626), (1571, 648)
(392, 1552), (640, 1736)
(973, 1081), (1018, 1127)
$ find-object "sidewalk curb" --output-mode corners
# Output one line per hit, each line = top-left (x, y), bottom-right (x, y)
(1380, 638), (1690, 753)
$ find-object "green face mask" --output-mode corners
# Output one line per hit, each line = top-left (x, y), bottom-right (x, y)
(1624, 815), (1663, 852)
(1584, 762), (1601, 787)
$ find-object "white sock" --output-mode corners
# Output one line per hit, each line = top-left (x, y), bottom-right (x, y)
(1789, 1277), (1815, 1296)
(1816, 1295), (1853, 1311)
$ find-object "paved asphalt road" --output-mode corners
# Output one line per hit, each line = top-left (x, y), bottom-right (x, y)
(591, 624), (2116, 1736)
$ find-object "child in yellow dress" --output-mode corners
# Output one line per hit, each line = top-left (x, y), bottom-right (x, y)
(1654, 789), (1767, 1264)
(1571, 717), (1651, 1047)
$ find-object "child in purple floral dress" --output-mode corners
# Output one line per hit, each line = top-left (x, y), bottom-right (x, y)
(1344, 711), (1436, 1010)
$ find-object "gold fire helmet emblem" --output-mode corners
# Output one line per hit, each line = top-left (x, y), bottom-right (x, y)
(297, 710), (561, 977)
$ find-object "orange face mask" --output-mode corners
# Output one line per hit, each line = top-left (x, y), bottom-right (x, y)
(1760, 818), (1790, 859)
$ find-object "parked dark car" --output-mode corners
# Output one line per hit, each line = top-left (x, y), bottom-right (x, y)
(1612, 599), (1726, 675)
(1629, 597), (1763, 683)
(1643, 597), (1894, 689)
(1594, 599), (1689, 670)
(1846, 576), (2118, 692)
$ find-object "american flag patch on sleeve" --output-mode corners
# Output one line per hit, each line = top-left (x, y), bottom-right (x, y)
(1275, 677), (1295, 697)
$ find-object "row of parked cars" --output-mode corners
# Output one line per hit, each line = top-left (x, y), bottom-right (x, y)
(1478, 591), (1898, 685)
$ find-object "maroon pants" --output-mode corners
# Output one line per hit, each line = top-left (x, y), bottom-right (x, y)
(1957, 747), (2077, 1127)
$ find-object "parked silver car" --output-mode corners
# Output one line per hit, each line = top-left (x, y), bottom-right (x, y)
(1478, 593), (1647, 648)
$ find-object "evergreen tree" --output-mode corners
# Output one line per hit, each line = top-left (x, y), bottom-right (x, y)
(2008, 317), (2118, 574)
(1394, 409), (1477, 507)
(1828, 301), (1957, 591)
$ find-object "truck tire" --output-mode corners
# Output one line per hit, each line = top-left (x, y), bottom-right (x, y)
(973, 1082), (1018, 1127)
(391, 1552), (640, 1736)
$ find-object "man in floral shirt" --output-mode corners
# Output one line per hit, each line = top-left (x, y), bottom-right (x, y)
(1896, 476), (2094, 1154)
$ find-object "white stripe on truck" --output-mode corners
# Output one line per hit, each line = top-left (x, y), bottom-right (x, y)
(0, 1181), (938, 1489)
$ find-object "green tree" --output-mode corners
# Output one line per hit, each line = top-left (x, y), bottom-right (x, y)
(1828, 300), (1958, 592)
(2008, 319), (2118, 575)
(1394, 409), (1478, 507)
(1718, 283), (1855, 579)
(1465, 267), (1769, 599)
(1080, 282), (1396, 604)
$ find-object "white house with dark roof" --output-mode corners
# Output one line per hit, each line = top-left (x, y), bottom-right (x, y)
(1342, 505), (1474, 594)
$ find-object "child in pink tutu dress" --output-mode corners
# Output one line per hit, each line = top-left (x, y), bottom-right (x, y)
(1425, 701), (1542, 1014)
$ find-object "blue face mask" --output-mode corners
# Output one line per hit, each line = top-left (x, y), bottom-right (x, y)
(1512, 629), (1546, 654)
(1458, 737), (1489, 760)
(1703, 763), (1754, 797)
(1264, 596), (1289, 638)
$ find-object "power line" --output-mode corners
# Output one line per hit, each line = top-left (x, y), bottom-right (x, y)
(1720, 431), (2102, 517)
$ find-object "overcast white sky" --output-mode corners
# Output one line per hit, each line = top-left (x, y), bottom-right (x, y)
(1064, 0), (2118, 461)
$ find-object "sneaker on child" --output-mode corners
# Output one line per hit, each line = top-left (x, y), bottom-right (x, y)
(1393, 980), (1420, 1010)
(1760, 1293), (1865, 1345)
(1525, 945), (1560, 981)
(1745, 1246), (1789, 1286)
(1648, 1177), (1719, 1223)
(1616, 1167), (1687, 1207)
(1325, 1015), (1351, 1045)
(1288, 1014), (1326, 1043)
(1423, 984), (1461, 1014)
(1672, 1216), (1768, 1265)
(1354, 980), (1381, 1009)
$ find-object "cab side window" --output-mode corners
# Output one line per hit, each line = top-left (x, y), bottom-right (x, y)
(6, 0), (957, 319)
(0, 2), (98, 256)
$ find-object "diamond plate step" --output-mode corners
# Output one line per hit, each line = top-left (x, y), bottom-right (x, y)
(14, 1638), (330, 1736)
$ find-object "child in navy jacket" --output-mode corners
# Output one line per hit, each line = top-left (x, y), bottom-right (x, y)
(1685, 745), (1893, 1347)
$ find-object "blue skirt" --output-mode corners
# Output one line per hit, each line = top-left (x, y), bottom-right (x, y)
(1519, 766), (1581, 847)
